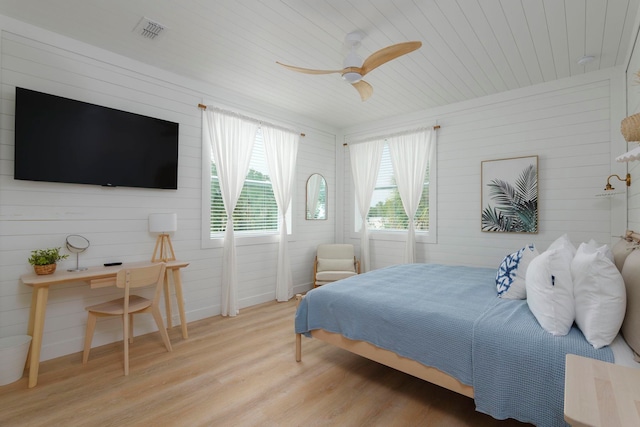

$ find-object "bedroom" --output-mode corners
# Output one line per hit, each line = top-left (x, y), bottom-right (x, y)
(1, 1), (640, 425)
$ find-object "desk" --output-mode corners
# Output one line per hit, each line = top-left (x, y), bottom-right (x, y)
(20, 260), (189, 388)
(564, 354), (640, 426)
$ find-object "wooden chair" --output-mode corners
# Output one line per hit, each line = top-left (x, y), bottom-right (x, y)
(313, 244), (360, 287)
(82, 263), (172, 375)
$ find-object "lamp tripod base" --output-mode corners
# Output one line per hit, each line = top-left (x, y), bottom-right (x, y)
(152, 234), (176, 263)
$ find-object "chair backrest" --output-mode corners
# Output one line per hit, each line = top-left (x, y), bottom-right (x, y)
(316, 244), (356, 272)
(116, 263), (166, 307)
(317, 244), (354, 260)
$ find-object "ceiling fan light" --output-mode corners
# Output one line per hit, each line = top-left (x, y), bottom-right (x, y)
(342, 72), (362, 83)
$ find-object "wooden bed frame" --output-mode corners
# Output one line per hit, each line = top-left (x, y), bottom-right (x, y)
(295, 231), (640, 403)
(294, 294), (474, 398)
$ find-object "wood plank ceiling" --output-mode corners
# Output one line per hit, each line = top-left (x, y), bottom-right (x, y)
(0, 0), (637, 129)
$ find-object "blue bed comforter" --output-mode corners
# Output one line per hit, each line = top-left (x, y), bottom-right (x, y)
(294, 263), (614, 427)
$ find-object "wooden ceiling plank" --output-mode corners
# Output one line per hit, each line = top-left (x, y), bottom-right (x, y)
(478, 0), (533, 87)
(522, 0), (558, 82)
(500, 0), (545, 85)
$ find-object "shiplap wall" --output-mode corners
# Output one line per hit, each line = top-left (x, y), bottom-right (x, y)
(626, 27), (640, 231)
(340, 68), (628, 270)
(0, 16), (336, 361)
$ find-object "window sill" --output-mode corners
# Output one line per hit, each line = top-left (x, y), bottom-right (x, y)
(350, 230), (436, 244)
(202, 232), (294, 249)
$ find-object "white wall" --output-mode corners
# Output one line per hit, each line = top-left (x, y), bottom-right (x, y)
(0, 16), (336, 361)
(340, 68), (628, 270)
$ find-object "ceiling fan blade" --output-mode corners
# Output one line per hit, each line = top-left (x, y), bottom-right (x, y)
(352, 80), (373, 101)
(360, 41), (422, 76)
(276, 61), (343, 75)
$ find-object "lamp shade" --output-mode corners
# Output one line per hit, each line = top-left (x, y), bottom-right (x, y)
(616, 145), (640, 162)
(148, 213), (177, 233)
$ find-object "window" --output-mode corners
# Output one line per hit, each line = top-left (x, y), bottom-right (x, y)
(362, 142), (431, 232)
(209, 129), (279, 236)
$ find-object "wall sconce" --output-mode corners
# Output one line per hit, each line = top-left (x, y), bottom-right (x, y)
(149, 213), (177, 262)
(604, 173), (631, 191)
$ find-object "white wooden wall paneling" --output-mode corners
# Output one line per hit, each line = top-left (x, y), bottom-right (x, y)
(0, 19), (337, 360)
(342, 68), (626, 270)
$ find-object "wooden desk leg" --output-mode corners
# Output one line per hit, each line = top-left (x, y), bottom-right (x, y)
(27, 286), (49, 388)
(163, 270), (173, 329)
(24, 289), (39, 370)
(172, 269), (188, 339)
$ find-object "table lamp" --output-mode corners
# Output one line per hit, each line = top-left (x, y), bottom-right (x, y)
(149, 213), (177, 262)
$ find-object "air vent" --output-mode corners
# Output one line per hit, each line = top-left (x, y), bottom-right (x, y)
(133, 17), (166, 40)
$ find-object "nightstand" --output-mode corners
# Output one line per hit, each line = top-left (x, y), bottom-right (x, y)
(564, 354), (640, 426)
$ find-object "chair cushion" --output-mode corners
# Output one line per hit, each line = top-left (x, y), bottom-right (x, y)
(317, 258), (355, 272)
(316, 270), (358, 282)
(85, 295), (152, 315)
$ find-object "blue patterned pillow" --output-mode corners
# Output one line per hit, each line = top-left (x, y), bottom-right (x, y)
(496, 244), (539, 299)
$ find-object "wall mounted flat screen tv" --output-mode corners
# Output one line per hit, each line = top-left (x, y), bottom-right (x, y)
(14, 87), (179, 189)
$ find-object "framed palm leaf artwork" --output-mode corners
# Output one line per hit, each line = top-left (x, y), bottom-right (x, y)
(481, 155), (538, 233)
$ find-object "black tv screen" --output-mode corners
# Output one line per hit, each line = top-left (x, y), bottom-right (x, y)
(14, 87), (179, 189)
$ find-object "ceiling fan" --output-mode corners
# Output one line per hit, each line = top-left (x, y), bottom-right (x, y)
(276, 32), (422, 101)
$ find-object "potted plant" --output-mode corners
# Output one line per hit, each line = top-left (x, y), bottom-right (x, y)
(28, 247), (68, 275)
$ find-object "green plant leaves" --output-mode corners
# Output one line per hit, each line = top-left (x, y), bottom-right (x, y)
(27, 247), (69, 265)
(482, 164), (537, 233)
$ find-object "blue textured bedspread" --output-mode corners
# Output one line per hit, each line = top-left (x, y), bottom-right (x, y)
(472, 298), (613, 427)
(295, 263), (614, 427)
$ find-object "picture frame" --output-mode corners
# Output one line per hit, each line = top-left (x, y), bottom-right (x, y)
(481, 155), (538, 233)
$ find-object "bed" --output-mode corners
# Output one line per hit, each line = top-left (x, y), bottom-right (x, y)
(294, 233), (640, 427)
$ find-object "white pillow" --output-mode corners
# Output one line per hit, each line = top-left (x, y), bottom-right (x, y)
(547, 233), (576, 257)
(526, 246), (575, 336)
(572, 243), (626, 349)
(586, 238), (614, 262)
(496, 244), (539, 299)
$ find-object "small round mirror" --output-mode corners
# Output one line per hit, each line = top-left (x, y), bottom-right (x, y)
(66, 234), (90, 271)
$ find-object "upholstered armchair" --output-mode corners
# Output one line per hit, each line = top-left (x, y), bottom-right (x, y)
(313, 244), (360, 287)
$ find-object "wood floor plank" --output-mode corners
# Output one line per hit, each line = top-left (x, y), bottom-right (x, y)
(0, 299), (528, 426)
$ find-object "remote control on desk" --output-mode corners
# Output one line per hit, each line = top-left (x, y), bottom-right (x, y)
(103, 262), (122, 267)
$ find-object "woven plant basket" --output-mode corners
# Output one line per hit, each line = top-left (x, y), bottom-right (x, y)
(621, 113), (640, 142)
(34, 264), (56, 275)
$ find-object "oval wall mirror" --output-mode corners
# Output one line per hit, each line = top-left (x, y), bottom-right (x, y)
(306, 174), (327, 220)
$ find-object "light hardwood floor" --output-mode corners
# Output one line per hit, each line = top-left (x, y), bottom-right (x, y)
(0, 299), (529, 426)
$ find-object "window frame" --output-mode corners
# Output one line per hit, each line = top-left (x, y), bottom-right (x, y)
(351, 135), (437, 244)
(201, 123), (293, 249)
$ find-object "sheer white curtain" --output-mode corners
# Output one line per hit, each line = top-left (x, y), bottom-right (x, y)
(388, 129), (433, 263)
(262, 125), (299, 301)
(203, 109), (259, 316)
(349, 140), (383, 272)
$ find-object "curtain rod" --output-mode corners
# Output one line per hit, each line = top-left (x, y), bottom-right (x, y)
(343, 124), (439, 147)
(198, 103), (305, 137)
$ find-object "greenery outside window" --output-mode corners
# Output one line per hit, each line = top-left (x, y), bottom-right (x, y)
(361, 142), (431, 233)
(209, 129), (280, 237)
